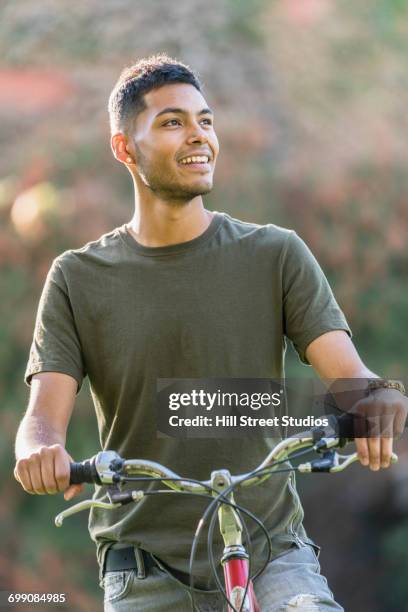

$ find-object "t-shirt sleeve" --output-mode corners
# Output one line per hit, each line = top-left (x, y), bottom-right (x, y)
(282, 231), (352, 365)
(24, 258), (86, 392)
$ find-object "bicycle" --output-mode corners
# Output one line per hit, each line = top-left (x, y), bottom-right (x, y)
(55, 415), (398, 612)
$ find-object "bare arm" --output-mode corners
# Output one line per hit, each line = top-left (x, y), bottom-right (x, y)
(14, 372), (82, 500)
(305, 330), (408, 470)
(305, 329), (378, 380)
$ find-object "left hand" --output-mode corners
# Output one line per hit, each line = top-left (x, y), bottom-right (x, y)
(351, 388), (408, 470)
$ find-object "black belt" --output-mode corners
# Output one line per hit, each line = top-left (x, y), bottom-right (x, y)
(105, 547), (155, 578)
(104, 546), (191, 585)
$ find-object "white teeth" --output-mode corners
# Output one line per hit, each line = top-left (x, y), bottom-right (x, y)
(180, 155), (209, 164)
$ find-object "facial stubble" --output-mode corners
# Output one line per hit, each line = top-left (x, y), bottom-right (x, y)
(133, 144), (213, 205)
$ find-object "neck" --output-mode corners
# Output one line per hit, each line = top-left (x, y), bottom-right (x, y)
(127, 188), (213, 248)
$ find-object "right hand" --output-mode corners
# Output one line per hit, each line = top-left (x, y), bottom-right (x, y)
(14, 444), (83, 501)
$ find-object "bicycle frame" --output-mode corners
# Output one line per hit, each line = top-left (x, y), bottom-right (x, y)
(224, 556), (259, 612)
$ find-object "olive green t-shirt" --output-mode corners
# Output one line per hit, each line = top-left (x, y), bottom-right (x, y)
(25, 211), (351, 588)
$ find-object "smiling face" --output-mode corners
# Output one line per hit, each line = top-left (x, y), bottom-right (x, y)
(127, 83), (219, 202)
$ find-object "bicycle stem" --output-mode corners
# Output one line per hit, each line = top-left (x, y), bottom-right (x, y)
(210, 469), (243, 548)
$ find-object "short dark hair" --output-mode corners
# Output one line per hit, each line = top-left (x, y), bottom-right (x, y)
(108, 53), (202, 134)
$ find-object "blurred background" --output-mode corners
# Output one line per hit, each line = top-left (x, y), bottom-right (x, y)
(1, 1), (408, 610)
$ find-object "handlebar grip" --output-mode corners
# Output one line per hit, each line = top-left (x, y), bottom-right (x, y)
(336, 413), (356, 440)
(313, 413), (366, 445)
(327, 413), (375, 441)
(69, 459), (101, 485)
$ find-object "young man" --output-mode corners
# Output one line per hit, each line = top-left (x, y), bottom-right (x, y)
(15, 54), (407, 611)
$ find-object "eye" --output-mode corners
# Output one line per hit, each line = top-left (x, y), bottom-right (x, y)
(163, 118), (181, 127)
(200, 118), (213, 126)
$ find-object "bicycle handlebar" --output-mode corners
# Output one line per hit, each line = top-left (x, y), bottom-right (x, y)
(66, 413), (353, 487)
(58, 414), (398, 528)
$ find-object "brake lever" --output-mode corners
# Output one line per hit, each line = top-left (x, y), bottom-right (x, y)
(54, 489), (145, 527)
(55, 499), (121, 527)
(329, 451), (398, 473)
(297, 451), (398, 473)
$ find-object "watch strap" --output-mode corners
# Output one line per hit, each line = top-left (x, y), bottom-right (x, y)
(366, 379), (406, 396)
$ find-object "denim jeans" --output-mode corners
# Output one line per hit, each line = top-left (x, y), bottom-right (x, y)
(101, 543), (344, 611)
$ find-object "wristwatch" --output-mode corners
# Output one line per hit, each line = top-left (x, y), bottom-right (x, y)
(365, 379), (406, 396)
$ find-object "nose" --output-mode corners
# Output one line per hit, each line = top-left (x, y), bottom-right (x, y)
(185, 122), (208, 145)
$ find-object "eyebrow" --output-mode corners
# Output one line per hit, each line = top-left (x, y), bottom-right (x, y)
(155, 106), (213, 118)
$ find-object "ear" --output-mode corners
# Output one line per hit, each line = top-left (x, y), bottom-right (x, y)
(111, 133), (134, 166)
